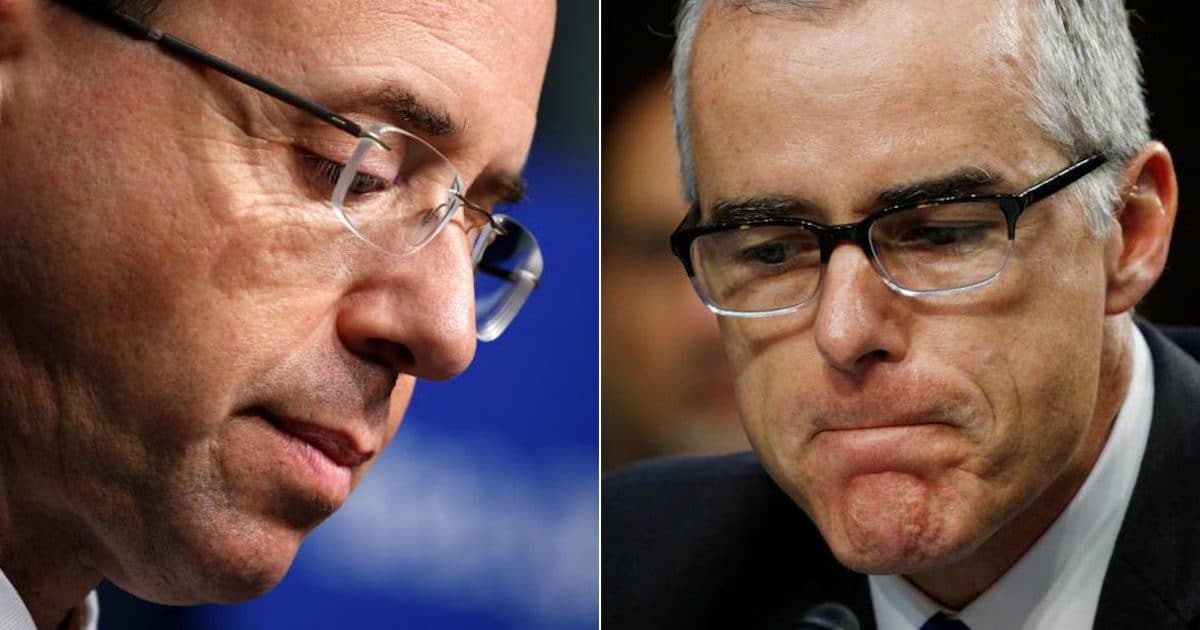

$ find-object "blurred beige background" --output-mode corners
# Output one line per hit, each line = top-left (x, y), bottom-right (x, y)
(602, 71), (747, 471)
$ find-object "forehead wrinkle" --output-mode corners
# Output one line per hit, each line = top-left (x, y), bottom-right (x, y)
(690, 2), (1032, 211)
(358, 3), (540, 141)
(724, 0), (866, 24)
(319, 0), (548, 204)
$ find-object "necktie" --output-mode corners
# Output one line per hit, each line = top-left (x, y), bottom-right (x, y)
(919, 611), (971, 630)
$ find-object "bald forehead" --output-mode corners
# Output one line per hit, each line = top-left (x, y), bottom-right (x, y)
(151, 0), (553, 197)
(297, 0), (556, 97)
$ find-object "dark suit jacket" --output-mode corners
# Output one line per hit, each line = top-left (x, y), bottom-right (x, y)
(602, 323), (1200, 629)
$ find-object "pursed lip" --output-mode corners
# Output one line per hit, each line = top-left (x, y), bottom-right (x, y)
(812, 410), (958, 435)
(250, 408), (375, 468)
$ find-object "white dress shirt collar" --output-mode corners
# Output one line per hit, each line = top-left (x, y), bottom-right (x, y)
(0, 567), (98, 630)
(869, 322), (1155, 630)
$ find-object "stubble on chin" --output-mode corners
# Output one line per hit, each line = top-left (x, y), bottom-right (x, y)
(831, 471), (946, 574)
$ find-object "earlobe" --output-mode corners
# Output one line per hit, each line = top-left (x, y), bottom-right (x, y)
(1104, 142), (1178, 315)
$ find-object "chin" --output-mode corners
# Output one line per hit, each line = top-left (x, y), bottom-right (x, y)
(118, 555), (295, 607)
(115, 510), (309, 606)
(828, 535), (959, 576)
(810, 473), (985, 576)
(815, 505), (978, 576)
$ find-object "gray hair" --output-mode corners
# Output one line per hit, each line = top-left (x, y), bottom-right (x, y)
(671, 0), (1149, 236)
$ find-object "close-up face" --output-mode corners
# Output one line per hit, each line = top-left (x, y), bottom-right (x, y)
(0, 0), (552, 605)
(687, 0), (1123, 575)
(602, 77), (743, 466)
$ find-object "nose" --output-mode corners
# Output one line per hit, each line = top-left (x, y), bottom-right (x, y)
(813, 243), (908, 376)
(336, 232), (478, 382)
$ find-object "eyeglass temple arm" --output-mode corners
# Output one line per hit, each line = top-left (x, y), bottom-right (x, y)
(452, 191), (506, 235)
(54, 0), (365, 139)
(1019, 154), (1107, 206)
(478, 263), (538, 286)
(669, 204), (703, 276)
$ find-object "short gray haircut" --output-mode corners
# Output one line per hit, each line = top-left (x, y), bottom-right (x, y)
(671, 0), (1149, 236)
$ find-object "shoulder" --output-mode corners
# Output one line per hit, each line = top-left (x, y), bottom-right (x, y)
(603, 452), (814, 558)
(1132, 320), (1200, 442)
(1099, 320), (1200, 626)
(604, 451), (779, 509)
(1153, 323), (1200, 363)
(603, 453), (865, 630)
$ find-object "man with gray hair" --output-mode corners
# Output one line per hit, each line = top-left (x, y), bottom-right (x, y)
(603, 1), (1193, 628)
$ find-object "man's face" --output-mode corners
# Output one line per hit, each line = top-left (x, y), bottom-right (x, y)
(602, 79), (744, 467)
(0, 0), (552, 603)
(688, 1), (1117, 574)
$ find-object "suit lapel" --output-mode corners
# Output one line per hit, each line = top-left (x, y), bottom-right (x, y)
(1094, 323), (1200, 628)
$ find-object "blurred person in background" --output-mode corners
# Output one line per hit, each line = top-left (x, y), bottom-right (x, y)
(603, 70), (747, 471)
(0, 0), (553, 628)
(604, 0), (1198, 628)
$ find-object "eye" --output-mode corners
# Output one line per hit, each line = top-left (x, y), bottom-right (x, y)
(895, 223), (991, 249)
(307, 155), (389, 196)
(742, 241), (789, 265)
(737, 234), (819, 268)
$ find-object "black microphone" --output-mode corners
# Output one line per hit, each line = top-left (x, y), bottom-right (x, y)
(794, 602), (861, 630)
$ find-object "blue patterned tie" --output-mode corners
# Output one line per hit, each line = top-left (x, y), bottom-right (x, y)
(919, 611), (971, 630)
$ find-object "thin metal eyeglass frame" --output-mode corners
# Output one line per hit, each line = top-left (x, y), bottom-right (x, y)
(54, 0), (544, 341)
(53, 0), (503, 242)
(671, 154), (1108, 317)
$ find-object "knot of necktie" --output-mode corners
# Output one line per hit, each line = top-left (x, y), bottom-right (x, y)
(919, 611), (971, 630)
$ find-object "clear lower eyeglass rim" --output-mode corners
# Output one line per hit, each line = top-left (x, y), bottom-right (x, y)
(695, 250), (1013, 318)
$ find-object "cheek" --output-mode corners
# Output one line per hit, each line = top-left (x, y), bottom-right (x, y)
(981, 326), (1102, 478)
(387, 378), (416, 436)
(720, 317), (815, 457)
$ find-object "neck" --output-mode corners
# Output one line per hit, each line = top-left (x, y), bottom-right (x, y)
(906, 315), (1135, 609)
(0, 430), (104, 630)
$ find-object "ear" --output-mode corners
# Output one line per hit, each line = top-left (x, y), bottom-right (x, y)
(0, 0), (34, 60)
(1104, 141), (1178, 315)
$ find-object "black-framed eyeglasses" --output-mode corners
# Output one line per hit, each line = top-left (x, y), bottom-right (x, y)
(54, 0), (542, 341)
(671, 155), (1107, 318)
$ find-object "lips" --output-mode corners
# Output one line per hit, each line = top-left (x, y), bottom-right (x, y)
(249, 407), (373, 468)
(817, 417), (952, 433)
(812, 406), (959, 434)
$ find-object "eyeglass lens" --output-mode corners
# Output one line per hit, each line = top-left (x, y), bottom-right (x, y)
(329, 124), (541, 340)
(473, 215), (543, 342)
(690, 200), (1014, 313)
(330, 126), (459, 254)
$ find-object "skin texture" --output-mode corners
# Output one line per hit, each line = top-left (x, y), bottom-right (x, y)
(0, 0), (553, 626)
(686, 0), (1176, 608)
(602, 74), (745, 470)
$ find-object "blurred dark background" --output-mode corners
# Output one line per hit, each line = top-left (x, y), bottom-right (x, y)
(604, 0), (1198, 325)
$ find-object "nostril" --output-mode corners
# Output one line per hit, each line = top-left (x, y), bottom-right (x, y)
(362, 337), (415, 373)
(850, 348), (892, 369)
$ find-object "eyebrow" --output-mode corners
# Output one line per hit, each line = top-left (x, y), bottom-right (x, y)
(708, 167), (1003, 225)
(355, 85), (456, 137)
(477, 172), (527, 205)
(346, 85), (528, 205)
(711, 196), (813, 224)
(876, 167), (1000, 207)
